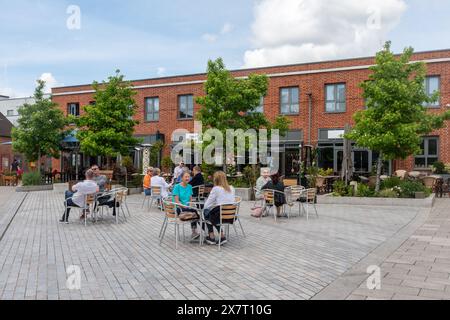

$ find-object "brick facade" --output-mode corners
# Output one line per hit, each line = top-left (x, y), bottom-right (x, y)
(51, 49), (450, 174)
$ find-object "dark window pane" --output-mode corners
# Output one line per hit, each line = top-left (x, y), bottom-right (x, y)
(415, 158), (426, 168)
(428, 138), (438, 155)
(428, 157), (438, 167)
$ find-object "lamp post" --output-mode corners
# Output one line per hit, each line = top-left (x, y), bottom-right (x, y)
(141, 143), (152, 175)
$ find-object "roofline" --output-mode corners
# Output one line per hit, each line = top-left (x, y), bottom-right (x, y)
(0, 94), (50, 101)
(52, 57), (450, 97)
(52, 48), (450, 91)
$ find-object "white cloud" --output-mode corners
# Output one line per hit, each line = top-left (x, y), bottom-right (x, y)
(243, 0), (407, 68)
(202, 33), (218, 43)
(39, 73), (59, 93)
(220, 23), (234, 35)
(202, 23), (234, 43)
(156, 67), (167, 77)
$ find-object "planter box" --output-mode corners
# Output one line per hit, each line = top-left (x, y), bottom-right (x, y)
(235, 187), (252, 201)
(53, 183), (69, 194)
(16, 185), (54, 192)
(128, 187), (143, 195)
(318, 193), (435, 208)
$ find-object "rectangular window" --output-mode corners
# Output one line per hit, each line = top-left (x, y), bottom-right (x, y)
(6, 110), (14, 116)
(415, 137), (439, 168)
(144, 97), (159, 122)
(250, 97), (264, 113)
(325, 84), (346, 112)
(280, 87), (299, 114)
(424, 76), (440, 107)
(178, 95), (194, 119)
(67, 103), (80, 116)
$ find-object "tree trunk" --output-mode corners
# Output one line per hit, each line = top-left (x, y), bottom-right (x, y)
(37, 149), (41, 174)
(375, 151), (383, 193)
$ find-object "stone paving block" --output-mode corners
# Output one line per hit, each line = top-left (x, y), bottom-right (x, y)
(0, 188), (445, 300)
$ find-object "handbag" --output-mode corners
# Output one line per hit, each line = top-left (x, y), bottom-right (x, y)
(178, 212), (199, 221)
(251, 206), (263, 218)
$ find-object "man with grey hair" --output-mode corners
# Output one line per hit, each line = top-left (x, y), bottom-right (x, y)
(151, 168), (172, 198)
(59, 169), (99, 224)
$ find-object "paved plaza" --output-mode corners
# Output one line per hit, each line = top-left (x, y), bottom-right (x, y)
(0, 186), (449, 300)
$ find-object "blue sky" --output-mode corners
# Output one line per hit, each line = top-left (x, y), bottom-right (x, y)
(1, 0), (449, 97)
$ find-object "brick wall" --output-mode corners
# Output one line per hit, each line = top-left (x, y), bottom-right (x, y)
(51, 50), (450, 172)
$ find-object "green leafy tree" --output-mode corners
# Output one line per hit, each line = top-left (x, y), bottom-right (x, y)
(347, 42), (450, 192)
(75, 70), (141, 168)
(12, 80), (67, 173)
(196, 58), (290, 172)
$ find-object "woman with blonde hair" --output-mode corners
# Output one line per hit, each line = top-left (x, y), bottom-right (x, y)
(203, 171), (235, 245)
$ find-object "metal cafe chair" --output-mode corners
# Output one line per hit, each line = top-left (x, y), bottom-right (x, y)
(63, 193), (95, 226)
(300, 188), (319, 220)
(285, 185), (306, 218)
(262, 189), (289, 222)
(201, 200), (242, 251)
(159, 199), (202, 250)
(148, 186), (163, 211)
(192, 184), (206, 202)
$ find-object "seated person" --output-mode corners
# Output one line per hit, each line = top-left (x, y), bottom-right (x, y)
(172, 171), (199, 240)
(60, 169), (99, 223)
(151, 168), (172, 198)
(255, 168), (271, 199)
(202, 171), (235, 245)
(91, 165), (108, 192)
(189, 166), (205, 199)
(143, 167), (154, 196)
(262, 172), (286, 217)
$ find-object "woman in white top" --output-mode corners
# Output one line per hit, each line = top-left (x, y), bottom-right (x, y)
(203, 171), (235, 245)
(150, 168), (172, 198)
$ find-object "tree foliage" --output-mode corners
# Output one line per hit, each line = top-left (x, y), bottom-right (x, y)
(196, 58), (290, 170)
(75, 70), (141, 158)
(347, 42), (450, 190)
(12, 80), (67, 171)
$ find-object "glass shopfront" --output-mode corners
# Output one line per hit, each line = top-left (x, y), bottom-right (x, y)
(317, 129), (391, 175)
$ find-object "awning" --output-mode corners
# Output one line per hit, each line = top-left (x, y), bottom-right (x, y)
(0, 141), (12, 145)
(62, 132), (79, 143)
(61, 131), (79, 150)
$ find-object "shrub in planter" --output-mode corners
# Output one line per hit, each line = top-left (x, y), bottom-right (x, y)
(381, 177), (402, 190)
(22, 172), (42, 186)
(398, 180), (430, 198)
(333, 180), (353, 196)
(318, 168), (334, 176)
(432, 161), (447, 174)
(356, 184), (375, 197)
(377, 189), (399, 198)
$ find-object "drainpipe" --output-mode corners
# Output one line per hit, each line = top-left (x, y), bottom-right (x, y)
(307, 93), (312, 145)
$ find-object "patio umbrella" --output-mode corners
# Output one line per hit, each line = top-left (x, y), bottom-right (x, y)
(341, 124), (354, 184)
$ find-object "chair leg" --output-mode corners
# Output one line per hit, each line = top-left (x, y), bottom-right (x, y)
(148, 198), (154, 210)
(159, 221), (169, 245)
(142, 195), (146, 208)
(159, 217), (167, 238)
(125, 203), (131, 217)
(175, 224), (179, 250)
(237, 218), (246, 237)
(218, 226), (223, 251)
(306, 202), (309, 221)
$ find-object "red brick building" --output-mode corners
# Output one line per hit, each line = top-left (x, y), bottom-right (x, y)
(51, 49), (450, 177)
(0, 112), (14, 173)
